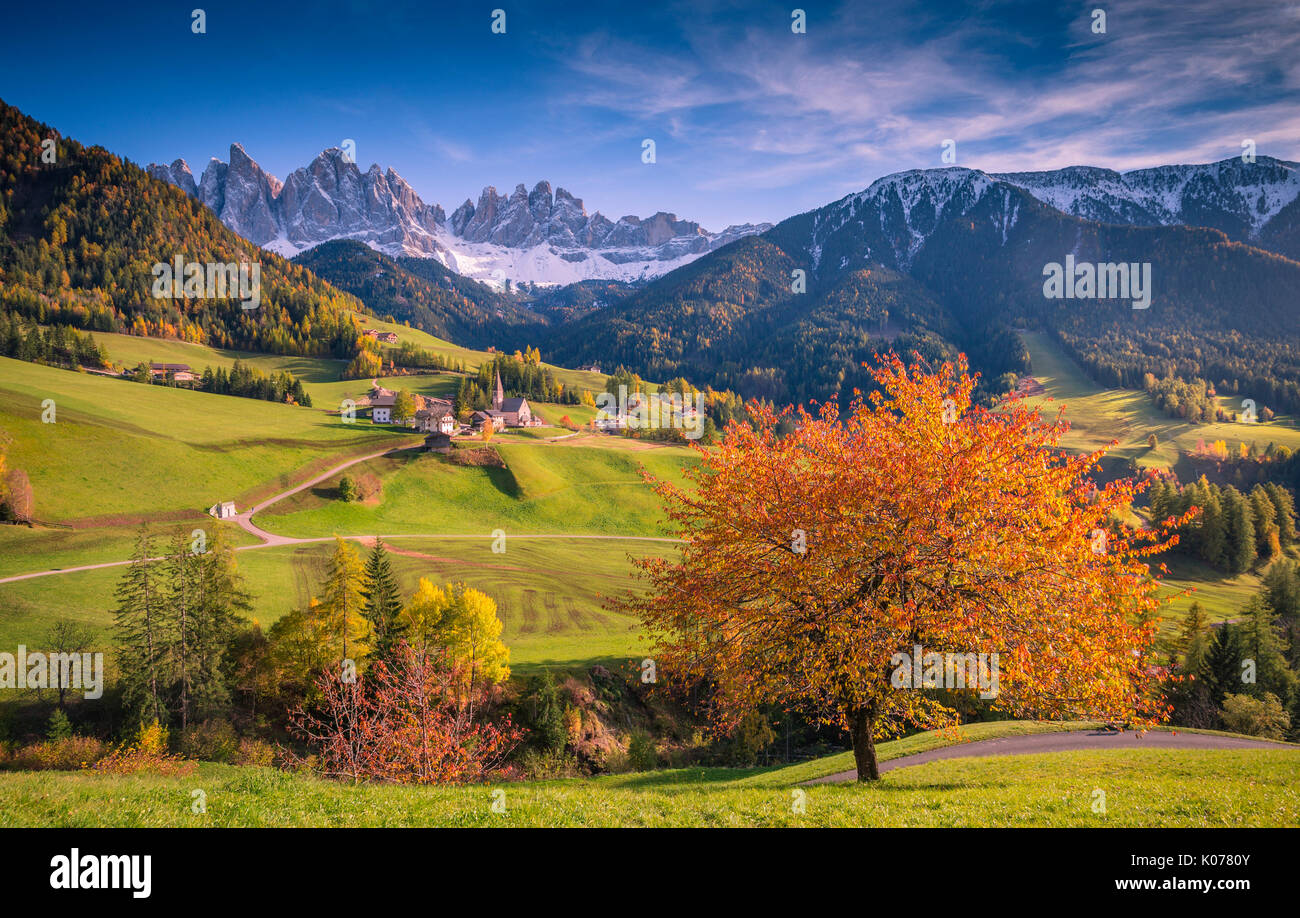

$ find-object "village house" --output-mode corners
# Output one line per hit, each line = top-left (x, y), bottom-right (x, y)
(414, 399), (457, 435)
(578, 364), (602, 374)
(150, 362), (196, 383)
(424, 431), (453, 454)
(367, 383), (397, 423)
(362, 329), (399, 344)
(472, 409), (507, 432)
(208, 501), (237, 519)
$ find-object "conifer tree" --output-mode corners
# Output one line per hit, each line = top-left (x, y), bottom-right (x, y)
(362, 539), (403, 658)
(114, 528), (166, 725)
(1203, 625), (1243, 706)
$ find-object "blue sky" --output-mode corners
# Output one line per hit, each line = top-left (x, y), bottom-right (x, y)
(3, 0), (1298, 229)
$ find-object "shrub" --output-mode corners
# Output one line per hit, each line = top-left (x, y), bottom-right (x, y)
(338, 476), (360, 502)
(1220, 692), (1290, 740)
(234, 737), (276, 767)
(180, 720), (239, 763)
(95, 720), (196, 777)
(519, 674), (567, 754)
(517, 748), (581, 779)
(626, 732), (657, 771)
(5, 736), (107, 771)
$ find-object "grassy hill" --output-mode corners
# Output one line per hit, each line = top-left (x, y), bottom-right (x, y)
(2, 722), (1294, 827)
(0, 351), (691, 670)
(1018, 333), (1300, 626)
(1020, 331), (1300, 466)
(254, 439), (695, 539)
(0, 356), (406, 523)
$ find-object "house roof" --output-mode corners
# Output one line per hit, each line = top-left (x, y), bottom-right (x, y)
(500, 397), (528, 413)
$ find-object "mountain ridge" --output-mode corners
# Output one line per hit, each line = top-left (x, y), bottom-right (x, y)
(149, 146), (773, 287)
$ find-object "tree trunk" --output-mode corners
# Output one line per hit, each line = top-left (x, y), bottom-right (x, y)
(850, 706), (880, 781)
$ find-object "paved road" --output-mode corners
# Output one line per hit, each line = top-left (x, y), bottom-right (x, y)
(807, 729), (1299, 783)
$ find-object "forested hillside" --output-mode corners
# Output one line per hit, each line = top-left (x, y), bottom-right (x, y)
(293, 239), (544, 349)
(544, 172), (1300, 409)
(0, 99), (367, 358)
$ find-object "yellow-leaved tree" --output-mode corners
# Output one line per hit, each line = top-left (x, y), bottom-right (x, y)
(396, 579), (509, 715)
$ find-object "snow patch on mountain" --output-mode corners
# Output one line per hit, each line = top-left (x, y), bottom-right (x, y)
(993, 157), (1300, 238)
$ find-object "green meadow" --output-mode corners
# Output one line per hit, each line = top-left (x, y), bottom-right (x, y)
(1020, 331), (1300, 466)
(2, 721), (1294, 827)
(0, 356), (405, 522)
(254, 439), (696, 539)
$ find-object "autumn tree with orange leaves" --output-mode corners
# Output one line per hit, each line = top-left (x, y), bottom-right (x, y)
(619, 355), (1188, 781)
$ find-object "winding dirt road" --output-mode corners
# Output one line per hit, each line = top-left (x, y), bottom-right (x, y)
(806, 729), (1299, 783)
(0, 445), (681, 584)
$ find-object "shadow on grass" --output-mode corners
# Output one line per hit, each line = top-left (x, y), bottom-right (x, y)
(600, 766), (768, 789)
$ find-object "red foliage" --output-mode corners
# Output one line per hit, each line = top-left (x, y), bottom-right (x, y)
(287, 642), (523, 784)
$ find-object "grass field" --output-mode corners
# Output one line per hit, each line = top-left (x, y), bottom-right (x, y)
(2, 721), (1294, 827)
(0, 356), (404, 522)
(0, 533), (677, 668)
(1019, 331), (1300, 467)
(255, 439), (696, 539)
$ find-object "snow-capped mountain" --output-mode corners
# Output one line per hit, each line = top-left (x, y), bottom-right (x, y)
(808, 167), (998, 271)
(795, 156), (1300, 278)
(992, 156), (1300, 243)
(148, 147), (770, 287)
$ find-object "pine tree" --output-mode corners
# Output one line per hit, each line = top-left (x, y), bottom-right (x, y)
(362, 539), (403, 658)
(163, 531), (201, 732)
(1172, 602), (1211, 674)
(1197, 484), (1227, 569)
(114, 528), (166, 725)
(1265, 483), (1297, 547)
(1250, 484), (1278, 557)
(1238, 595), (1297, 705)
(192, 527), (250, 718)
(1202, 625), (1243, 706)
(1223, 488), (1256, 573)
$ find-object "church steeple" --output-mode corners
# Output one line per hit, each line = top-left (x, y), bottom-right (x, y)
(493, 369), (504, 410)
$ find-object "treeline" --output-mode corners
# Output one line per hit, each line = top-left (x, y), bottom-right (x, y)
(455, 349), (580, 414)
(0, 315), (107, 369)
(388, 341), (466, 373)
(1055, 319), (1300, 416)
(1162, 560), (1300, 739)
(197, 360), (311, 406)
(1148, 475), (1297, 573)
(1141, 372), (1276, 423)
